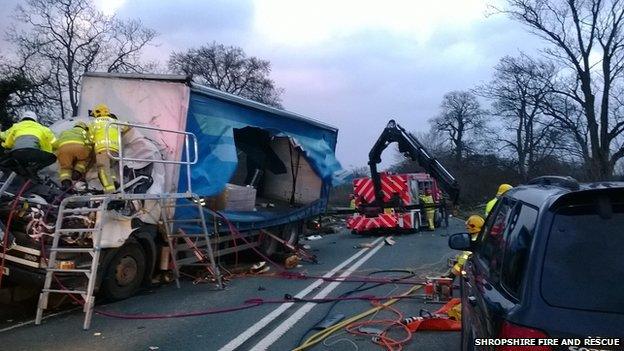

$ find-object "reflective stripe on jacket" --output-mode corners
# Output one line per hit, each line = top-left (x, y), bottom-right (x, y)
(89, 116), (126, 153)
(1, 120), (56, 153)
(55, 126), (91, 149)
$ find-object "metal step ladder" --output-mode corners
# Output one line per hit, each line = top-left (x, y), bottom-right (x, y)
(35, 195), (109, 330)
(161, 195), (222, 289)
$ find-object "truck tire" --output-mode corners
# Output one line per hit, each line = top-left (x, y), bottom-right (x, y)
(261, 222), (301, 257)
(100, 239), (146, 301)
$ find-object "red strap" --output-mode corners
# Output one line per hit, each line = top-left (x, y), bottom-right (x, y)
(406, 317), (461, 332)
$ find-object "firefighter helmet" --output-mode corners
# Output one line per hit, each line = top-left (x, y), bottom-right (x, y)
(496, 183), (513, 196)
(93, 103), (110, 118)
(465, 215), (485, 235)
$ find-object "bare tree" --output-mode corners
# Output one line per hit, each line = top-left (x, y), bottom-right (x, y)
(499, 0), (624, 179)
(5, 0), (157, 119)
(430, 91), (486, 163)
(168, 42), (284, 108)
(479, 55), (563, 180)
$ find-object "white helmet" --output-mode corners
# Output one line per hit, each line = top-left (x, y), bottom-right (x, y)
(20, 110), (38, 122)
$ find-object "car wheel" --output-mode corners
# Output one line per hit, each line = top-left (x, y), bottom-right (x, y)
(100, 240), (146, 301)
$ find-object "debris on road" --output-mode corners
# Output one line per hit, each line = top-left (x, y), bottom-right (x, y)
(250, 261), (270, 274)
(384, 236), (396, 246)
(284, 255), (301, 269)
(305, 235), (323, 241)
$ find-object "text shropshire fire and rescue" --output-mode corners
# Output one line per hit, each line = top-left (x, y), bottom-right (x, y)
(474, 338), (621, 348)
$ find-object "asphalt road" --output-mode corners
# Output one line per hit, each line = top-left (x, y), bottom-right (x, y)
(0, 219), (464, 351)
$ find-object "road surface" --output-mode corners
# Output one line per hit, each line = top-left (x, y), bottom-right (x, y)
(0, 219), (463, 350)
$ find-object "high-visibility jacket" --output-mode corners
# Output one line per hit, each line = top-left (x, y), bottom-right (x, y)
(1, 120), (56, 153)
(89, 116), (127, 153)
(451, 233), (478, 275)
(54, 126), (91, 149)
(485, 197), (498, 216)
(420, 194), (435, 211)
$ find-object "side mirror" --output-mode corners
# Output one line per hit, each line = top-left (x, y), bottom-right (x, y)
(448, 232), (472, 251)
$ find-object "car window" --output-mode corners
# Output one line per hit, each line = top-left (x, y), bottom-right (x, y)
(501, 204), (538, 299)
(541, 203), (624, 314)
(477, 197), (515, 282)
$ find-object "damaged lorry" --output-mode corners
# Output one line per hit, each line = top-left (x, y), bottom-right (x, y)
(0, 72), (342, 329)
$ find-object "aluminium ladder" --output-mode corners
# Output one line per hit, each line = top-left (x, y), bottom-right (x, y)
(160, 194), (222, 289)
(35, 195), (108, 330)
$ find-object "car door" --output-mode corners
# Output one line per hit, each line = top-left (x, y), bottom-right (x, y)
(464, 197), (516, 345)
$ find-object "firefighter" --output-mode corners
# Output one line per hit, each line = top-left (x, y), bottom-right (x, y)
(449, 215), (484, 278)
(1, 111), (57, 175)
(54, 121), (92, 190)
(485, 183), (513, 216)
(420, 189), (435, 231)
(89, 103), (127, 193)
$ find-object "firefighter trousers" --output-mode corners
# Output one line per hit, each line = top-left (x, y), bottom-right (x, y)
(95, 151), (118, 193)
(57, 143), (91, 182)
(426, 210), (435, 230)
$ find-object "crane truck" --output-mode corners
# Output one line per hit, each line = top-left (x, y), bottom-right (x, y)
(347, 120), (459, 234)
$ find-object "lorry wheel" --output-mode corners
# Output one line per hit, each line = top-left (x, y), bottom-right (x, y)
(100, 240), (146, 301)
(261, 222), (301, 257)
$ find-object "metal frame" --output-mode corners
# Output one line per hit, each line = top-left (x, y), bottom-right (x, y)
(103, 121), (199, 194)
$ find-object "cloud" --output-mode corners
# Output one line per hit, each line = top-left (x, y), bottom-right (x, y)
(252, 0), (487, 46)
(0, 0), (545, 169)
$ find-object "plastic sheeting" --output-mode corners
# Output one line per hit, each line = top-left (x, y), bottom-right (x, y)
(179, 86), (343, 196)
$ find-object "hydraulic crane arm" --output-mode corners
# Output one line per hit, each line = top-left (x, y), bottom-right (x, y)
(368, 120), (460, 206)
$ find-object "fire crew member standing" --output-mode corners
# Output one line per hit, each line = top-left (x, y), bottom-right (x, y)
(1, 111), (56, 174)
(420, 189), (435, 231)
(448, 215), (485, 278)
(54, 121), (92, 190)
(89, 104), (127, 193)
(485, 183), (513, 216)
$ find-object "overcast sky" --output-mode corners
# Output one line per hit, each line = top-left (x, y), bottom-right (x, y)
(0, 0), (543, 169)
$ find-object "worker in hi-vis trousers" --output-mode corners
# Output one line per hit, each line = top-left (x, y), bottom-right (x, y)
(89, 103), (127, 193)
(420, 190), (435, 231)
(55, 121), (92, 190)
(448, 215), (485, 278)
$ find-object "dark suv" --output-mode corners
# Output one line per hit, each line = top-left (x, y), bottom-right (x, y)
(449, 176), (624, 350)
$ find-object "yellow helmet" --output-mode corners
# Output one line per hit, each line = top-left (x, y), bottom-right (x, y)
(465, 215), (485, 235)
(93, 103), (110, 118)
(496, 183), (513, 196)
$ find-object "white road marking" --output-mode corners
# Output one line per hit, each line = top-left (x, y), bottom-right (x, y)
(0, 307), (80, 333)
(218, 237), (384, 351)
(250, 240), (386, 350)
